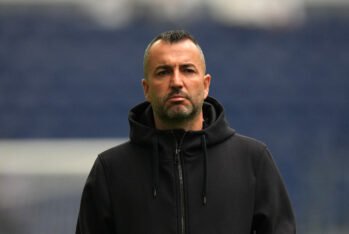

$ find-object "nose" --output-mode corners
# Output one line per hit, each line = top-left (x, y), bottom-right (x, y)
(170, 70), (183, 89)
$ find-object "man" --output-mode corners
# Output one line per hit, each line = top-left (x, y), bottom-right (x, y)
(76, 30), (296, 233)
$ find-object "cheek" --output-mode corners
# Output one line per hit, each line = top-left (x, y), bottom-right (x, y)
(153, 83), (168, 95)
(191, 82), (207, 97)
(148, 85), (165, 102)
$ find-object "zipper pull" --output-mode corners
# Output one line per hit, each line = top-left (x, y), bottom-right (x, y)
(174, 148), (181, 165)
(175, 148), (181, 156)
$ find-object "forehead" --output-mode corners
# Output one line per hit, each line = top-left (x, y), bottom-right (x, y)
(147, 39), (204, 68)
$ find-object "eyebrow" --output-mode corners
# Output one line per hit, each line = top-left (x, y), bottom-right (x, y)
(154, 63), (197, 70)
(181, 64), (197, 69)
(154, 65), (172, 70)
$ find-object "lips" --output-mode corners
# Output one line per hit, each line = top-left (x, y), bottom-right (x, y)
(168, 95), (186, 102)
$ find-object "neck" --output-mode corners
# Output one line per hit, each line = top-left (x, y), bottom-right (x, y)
(154, 113), (204, 131)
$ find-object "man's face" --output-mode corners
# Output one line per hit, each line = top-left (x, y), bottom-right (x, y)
(142, 39), (211, 125)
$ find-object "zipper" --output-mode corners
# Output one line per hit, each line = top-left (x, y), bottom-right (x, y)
(176, 146), (186, 234)
(173, 131), (187, 234)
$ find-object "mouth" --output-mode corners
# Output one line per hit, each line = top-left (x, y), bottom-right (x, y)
(167, 95), (186, 102)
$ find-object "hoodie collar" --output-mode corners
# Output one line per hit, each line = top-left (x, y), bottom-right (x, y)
(128, 96), (235, 148)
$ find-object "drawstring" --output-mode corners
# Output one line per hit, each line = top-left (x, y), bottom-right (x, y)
(152, 136), (159, 199)
(201, 134), (208, 206)
(152, 134), (208, 206)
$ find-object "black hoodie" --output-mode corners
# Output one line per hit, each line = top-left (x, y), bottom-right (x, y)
(76, 97), (296, 234)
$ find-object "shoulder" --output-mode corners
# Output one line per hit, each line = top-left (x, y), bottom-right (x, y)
(226, 133), (272, 169)
(229, 133), (267, 153)
(97, 140), (150, 167)
(226, 133), (279, 177)
(99, 140), (132, 156)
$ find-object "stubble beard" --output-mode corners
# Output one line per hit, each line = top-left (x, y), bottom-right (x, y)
(153, 93), (203, 126)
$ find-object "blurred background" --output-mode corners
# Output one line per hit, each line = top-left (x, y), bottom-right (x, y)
(0, 0), (348, 233)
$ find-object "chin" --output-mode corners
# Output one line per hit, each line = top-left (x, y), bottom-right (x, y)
(168, 106), (191, 117)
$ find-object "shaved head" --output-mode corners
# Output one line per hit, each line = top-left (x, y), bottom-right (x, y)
(143, 30), (206, 79)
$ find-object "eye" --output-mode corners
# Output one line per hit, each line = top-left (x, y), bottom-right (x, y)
(156, 70), (169, 77)
(184, 68), (195, 73)
(155, 67), (172, 77)
(182, 66), (197, 75)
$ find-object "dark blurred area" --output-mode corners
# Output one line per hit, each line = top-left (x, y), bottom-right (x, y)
(0, 1), (348, 233)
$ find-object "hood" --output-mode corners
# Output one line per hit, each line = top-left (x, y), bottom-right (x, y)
(128, 96), (235, 205)
(128, 96), (235, 147)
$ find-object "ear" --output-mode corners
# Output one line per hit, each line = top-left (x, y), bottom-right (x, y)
(142, 79), (151, 102)
(203, 74), (211, 98)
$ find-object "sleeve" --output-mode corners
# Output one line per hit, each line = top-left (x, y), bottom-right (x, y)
(76, 155), (114, 234)
(251, 147), (296, 234)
